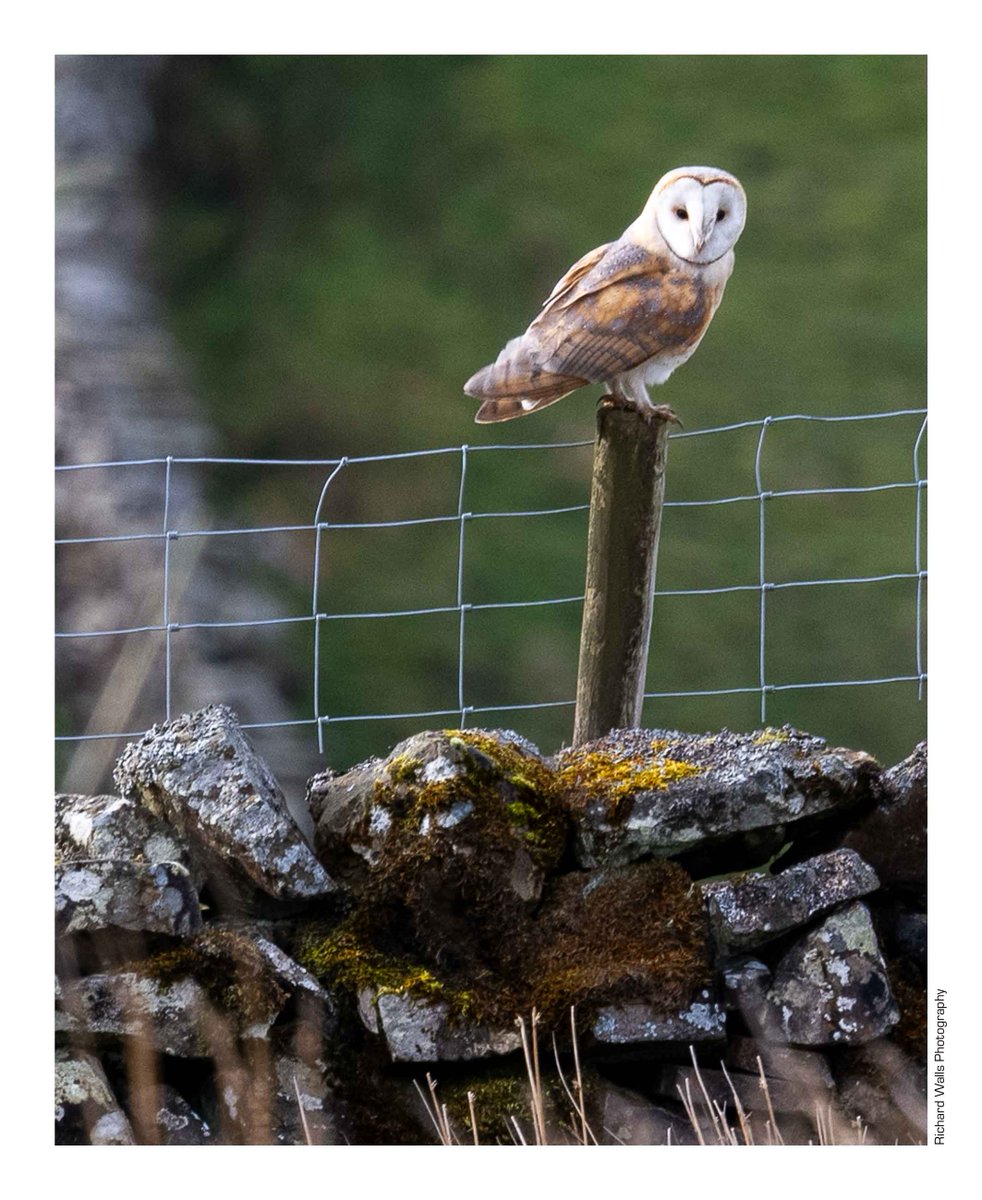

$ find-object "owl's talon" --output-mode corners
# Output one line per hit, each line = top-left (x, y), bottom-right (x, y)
(646, 404), (683, 428)
(599, 392), (629, 410)
(599, 395), (683, 428)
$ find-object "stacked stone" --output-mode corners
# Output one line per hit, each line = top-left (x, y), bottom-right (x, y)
(55, 705), (926, 1145)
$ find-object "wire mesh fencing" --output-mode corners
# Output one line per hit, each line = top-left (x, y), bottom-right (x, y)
(55, 407), (927, 790)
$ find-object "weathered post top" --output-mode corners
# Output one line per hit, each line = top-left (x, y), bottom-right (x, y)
(572, 403), (672, 747)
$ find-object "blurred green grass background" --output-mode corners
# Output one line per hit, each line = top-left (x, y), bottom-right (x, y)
(149, 54), (926, 770)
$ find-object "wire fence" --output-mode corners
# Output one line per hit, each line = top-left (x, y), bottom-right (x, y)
(55, 407), (927, 773)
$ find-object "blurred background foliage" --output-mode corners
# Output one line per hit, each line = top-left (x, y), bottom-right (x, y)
(147, 54), (926, 771)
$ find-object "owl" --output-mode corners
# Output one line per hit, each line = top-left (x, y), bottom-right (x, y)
(464, 166), (747, 423)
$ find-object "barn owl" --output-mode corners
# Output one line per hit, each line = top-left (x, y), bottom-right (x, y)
(464, 166), (746, 423)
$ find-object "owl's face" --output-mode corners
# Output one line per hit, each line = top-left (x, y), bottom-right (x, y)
(647, 167), (747, 265)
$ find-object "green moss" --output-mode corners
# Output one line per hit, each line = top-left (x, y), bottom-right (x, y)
(451, 731), (568, 862)
(440, 1071), (535, 1143)
(387, 753), (422, 783)
(121, 930), (287, 1025)
(305, 732), (711, 1034)
(294, 916), (443, 1000)
(293, 916), (483, 1023)
(367, 731), (568, 870)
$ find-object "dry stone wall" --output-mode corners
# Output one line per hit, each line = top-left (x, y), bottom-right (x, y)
(55, 704), (926, 1145)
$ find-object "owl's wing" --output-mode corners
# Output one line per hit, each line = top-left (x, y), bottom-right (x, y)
(531, 240), (716, 382)
(464, 239), (721, 423)
(541, 242), (613, 307)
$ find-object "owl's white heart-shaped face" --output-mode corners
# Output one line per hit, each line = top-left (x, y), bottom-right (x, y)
(647, 167), (747, 265)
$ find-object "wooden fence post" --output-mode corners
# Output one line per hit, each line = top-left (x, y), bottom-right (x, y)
(572, 403), (672, 747)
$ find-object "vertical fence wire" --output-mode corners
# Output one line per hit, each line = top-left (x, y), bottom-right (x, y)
(162, 455), (174, 720)
(913, 415), (928, 700)
(754, 418), (773, 724)
(455, 444), (471, 728)
(311, 457), (349, 753)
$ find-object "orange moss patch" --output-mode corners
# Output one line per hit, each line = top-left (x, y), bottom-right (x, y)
(523, 859), (712, 1023)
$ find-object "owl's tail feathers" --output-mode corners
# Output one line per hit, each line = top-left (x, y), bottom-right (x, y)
(472, 394), (570, 423)
(464, 338), (586, 424)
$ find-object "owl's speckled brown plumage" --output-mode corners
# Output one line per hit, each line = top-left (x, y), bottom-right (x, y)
(464, 166), (746, 423)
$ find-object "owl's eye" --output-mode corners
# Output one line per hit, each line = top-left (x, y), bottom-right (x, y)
(717, 209), (727, 221)
(674, 207), (688, 220)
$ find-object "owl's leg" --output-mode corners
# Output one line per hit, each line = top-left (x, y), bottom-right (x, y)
(600, 381), (635, 411)
(615, 374), (683, 427)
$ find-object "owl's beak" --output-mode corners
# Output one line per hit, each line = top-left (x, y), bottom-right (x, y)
(690, 227), (707, 253)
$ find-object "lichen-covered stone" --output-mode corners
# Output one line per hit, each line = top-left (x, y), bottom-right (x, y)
(310, 729), (565, 886)
(765, 902), (899, 1045)
(114, 704), (338, 904)
(51, 709), (924, 1143)
(251, 935), (332, 1004)
(591, 988), (726, 1045)
(61, 972), (219, 1056)
(55, 859), (202, 938)
(56, 791), (196, 879)
(272, 1054), (339, 1145)
(564, 726), (878, 868)
(59, 930), (289, 1056)
(702, 849), (880, 950)
(55, 1048), (135, 1145)
(842, 742), (926, 890)
(368, 990), (522, 1063)
(128, 1084), (213, 1144)
(721, 957), (772, 1015)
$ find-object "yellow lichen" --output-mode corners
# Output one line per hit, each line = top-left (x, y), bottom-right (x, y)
(555, 745), (703, 803)
(445, 728), (702, 821)
(753, 727), (791, 745)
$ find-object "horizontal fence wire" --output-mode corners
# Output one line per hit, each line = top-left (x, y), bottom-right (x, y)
(55, 408), (927, 753)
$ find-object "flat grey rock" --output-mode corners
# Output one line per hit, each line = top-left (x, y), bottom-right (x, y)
(592, 988), (726, 1045)
(59, 932), (289, 1057)
(56, 791), (196, 880)
(367, 990), (522, 1063)
(56, 858), (202, 937)
(563, 727), (878, 868)
(702, 849), (880, 950)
